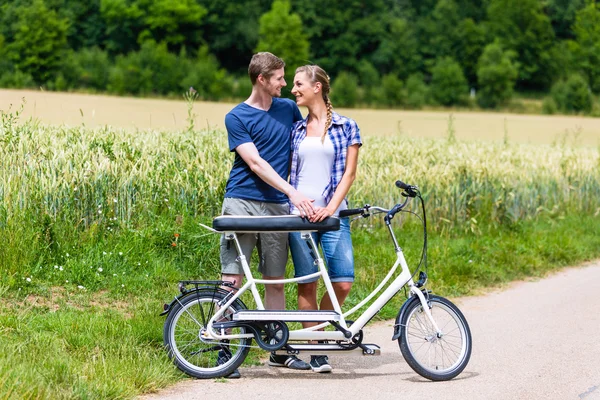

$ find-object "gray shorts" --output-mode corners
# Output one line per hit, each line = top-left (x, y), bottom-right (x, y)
(219, 197), (289, 277)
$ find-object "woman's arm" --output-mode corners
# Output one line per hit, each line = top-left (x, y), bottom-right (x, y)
(310, 144), (360, 222)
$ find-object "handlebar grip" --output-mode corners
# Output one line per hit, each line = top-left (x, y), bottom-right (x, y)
(339, 208), (363, 218)
(395, 180), (410, 190)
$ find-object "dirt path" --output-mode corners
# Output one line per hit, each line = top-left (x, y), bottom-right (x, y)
(140, 262), (600, 400)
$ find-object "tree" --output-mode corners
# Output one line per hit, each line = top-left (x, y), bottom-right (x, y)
(4, 0), (69, 84)
(570, 2), (600, 93)
(486, 0), (557, 90)
(255, 0), (309, 81)
(372, 17), (422, 80)
(430, 57), (469, 106)
(331, 72), (359, 108)
(476, 42), (518, 108)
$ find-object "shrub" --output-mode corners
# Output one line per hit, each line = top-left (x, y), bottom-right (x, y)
(381, 74), (404, 107)
(181, 46), (232, 101)
(476, 42), (518, 109)
(541, 97), (558, 114)
(331, 72), (359, 107)
(430, 57), (469, 106)
(108, 41), (185, 96)
(551, 74), (593, 114)
(405, 74), (429, 109)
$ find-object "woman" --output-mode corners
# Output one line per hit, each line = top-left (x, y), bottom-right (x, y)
(288, 65), (362, 373)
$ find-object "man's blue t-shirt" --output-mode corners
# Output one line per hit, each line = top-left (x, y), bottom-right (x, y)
(224, 97), (303, 203)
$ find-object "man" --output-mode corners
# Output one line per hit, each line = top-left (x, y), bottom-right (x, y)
(218, 52), (315, 378)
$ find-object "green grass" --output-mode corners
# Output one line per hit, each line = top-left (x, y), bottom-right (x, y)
(1, 212), (599, 399)
(1, 111), (599, 398)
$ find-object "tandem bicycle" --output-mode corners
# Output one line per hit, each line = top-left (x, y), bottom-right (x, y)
(161, 180), (472, 381)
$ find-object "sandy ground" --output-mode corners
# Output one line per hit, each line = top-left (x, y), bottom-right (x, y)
(140, 262), (600, 400)
(1, 89), (599, 146)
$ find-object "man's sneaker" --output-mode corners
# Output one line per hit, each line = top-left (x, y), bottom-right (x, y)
(310, 355), (333, 373)
(268, 353), (311, 370)
(217, 349), (241, 379)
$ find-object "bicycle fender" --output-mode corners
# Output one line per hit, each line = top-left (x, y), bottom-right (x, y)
(391, 296), (421, 340)
(160, 286), (241, 316)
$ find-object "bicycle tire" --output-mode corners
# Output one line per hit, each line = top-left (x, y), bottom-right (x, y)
(398, 294), (472, 381)
(163, 289), (251, 379)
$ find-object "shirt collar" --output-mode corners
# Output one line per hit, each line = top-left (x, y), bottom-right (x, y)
(298, 111), (342, 130)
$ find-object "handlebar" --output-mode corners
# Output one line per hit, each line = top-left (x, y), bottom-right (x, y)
(340, 180), (420, 224)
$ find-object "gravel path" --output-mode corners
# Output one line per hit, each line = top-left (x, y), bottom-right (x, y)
(141, 262), (600, 400)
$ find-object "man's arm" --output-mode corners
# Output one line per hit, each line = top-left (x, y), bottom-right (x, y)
(236, 142), (315, 216)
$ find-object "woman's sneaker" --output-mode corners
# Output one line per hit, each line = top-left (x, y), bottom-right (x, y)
(268, 353), (311, 370)
(310, 355), (333, 373)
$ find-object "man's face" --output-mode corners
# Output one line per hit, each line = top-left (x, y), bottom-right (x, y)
(261, 68), (286, 97)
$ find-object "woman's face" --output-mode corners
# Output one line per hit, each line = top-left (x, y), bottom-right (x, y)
(291, 71), (319, 107)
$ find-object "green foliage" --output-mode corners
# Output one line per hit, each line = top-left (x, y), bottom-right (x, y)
(255, 0), (310, 80)
(181, 46), (233, 101)
(404, 74), (429, 109)
(551, 73), (593, 114)
(430, 57), (469, 106)
(476, 41), (518, 108)
(381, 74), (404, 107)
(541, 96), (558, 114)
(108, 40), (183, 96)
(570, 2), (600, 93)
(486, 0), (557, 90)
(331, 72), (359, 108)
(372, 17), (422, 80)
(3, 0), (69, 85)
(59, 47), (111, 91)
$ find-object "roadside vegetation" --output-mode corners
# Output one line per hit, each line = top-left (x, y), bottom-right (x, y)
(1, 102), (600, 398)
(2, 0), (600, 115)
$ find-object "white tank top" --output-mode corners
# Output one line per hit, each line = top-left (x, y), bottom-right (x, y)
(293, 136), (348, 216)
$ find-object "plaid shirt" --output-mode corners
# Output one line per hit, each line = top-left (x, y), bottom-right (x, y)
(290, 112), (362, 210)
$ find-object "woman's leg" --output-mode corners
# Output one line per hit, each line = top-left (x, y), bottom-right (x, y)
(319, 217), (354, 309)
(289, 231), (320, 329)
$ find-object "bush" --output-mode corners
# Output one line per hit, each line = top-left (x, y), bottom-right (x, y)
(476, 42), (518, 109)
(181, 46), (232, 101)
(551, 74), (593, 114)
(381, 74), (404, 107)
(63, 47), (111, 91)
(430, 57), (469, 106)
(331, 72), (359, 107)
(108, 41), (186, 96)
(0, 69), (35, 88)
(541, 97), (558, 115)
(405, 74), (429, 109)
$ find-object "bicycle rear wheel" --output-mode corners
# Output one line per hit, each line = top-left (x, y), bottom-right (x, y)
(398, 295), (472, 381)
(163, 289), (251, 378)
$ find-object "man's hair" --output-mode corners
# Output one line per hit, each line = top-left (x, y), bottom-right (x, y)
(248, 52), (285, 85)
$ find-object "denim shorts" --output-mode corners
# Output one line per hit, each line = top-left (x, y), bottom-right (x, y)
(289, 217), (354, 283)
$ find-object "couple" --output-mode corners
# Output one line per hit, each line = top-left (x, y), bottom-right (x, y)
(219, 52), (362, 377)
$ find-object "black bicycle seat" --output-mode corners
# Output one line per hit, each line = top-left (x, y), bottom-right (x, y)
(212, 215), (340, 232)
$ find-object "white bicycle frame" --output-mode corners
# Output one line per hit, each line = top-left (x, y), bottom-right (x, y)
(201, 212), (441, 343)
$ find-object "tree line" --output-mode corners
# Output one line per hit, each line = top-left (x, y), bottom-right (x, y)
(0, 0), (599, 114)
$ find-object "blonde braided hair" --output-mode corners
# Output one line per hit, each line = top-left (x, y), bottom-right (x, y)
(295, 65), (333, 143)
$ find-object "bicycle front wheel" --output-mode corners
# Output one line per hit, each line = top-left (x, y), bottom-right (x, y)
(163, 289), (251, 379)
(398, 295), (472, 381)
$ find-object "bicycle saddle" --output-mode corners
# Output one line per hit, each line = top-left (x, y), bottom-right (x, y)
(212, 215), (340, 232)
